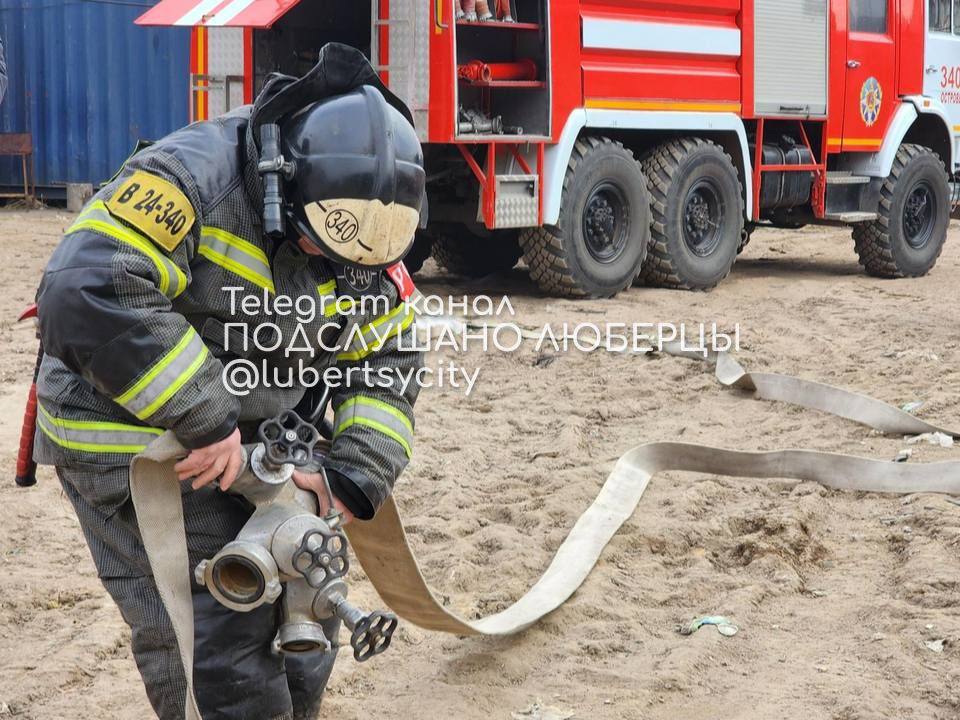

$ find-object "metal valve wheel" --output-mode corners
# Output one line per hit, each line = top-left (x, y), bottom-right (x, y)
(292, 527), (350, 587)
(350, 610), (398, 662)
(257, 410), (319, 468)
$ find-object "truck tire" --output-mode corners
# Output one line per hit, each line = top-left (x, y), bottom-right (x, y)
(639, 138), (744, 290)
(851, 144), (949, 278)
(519, 136), (650, 298)
(431, 224), (522, 278)
(403, 230), (434, 274)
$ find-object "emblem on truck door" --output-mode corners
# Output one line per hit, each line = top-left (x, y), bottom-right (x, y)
(860, 77), (883, 127)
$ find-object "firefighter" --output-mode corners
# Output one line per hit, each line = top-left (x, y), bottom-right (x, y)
(32, 43), (424, 720)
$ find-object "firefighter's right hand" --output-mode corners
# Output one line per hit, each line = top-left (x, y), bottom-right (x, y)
(174, 428), (244, 490)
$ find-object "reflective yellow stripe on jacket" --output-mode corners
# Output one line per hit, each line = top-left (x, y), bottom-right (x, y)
(37, 403), (163, 454)
(199, 226), (275, 294)
(336, 303), (414, 362)
(114, 326), (209, 421)
(68, 201), (187, 298)
(317, 280), (361, 318)
(334, 395), (413, 458)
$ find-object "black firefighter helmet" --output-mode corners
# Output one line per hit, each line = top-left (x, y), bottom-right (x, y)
(280, 85), (425, 270)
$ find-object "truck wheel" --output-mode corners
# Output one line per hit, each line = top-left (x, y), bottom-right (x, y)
(431, 224), (521, 278)
(519, 136), (650, 298)
(852, 144), (949, 278)
(403, 230), (434, 274)
(640, 138), (744, 290)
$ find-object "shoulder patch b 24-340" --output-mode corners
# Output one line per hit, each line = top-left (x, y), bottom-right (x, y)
(106, 170), (196, 252)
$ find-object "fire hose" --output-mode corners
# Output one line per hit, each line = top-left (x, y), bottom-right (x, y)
(458, 59), (537, 84)
(130, 344), (960, 719)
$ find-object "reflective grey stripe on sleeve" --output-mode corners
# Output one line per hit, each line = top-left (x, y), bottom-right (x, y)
(37, 403), (163, 454)
(113, 327), (210, 421)
(198, 227), (275, 294)
(333, 395), (414, 458)
(68, 201), (188, 298)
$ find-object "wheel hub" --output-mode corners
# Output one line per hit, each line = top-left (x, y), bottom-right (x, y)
(582, 183), (629, 263)
(903, 181), (936, 250)
(682, 180), (724, 257)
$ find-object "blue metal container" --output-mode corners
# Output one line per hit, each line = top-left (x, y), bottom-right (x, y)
(0, 0), (191, 195)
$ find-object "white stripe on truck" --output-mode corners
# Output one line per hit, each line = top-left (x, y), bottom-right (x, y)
(582, 16), (741, 57)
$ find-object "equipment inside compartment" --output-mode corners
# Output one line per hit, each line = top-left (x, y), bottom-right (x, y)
(250, 0), (549, 139)
(454, 0), (550, 138)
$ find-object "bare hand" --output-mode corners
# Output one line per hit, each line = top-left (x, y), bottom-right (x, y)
(174, 428), (243, 490)
(292, 470), (355, 524)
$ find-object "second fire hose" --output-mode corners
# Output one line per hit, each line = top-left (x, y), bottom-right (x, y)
(132, 346), (960, 720)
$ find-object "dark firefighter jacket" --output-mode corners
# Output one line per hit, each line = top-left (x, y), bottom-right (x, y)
(33, 49), (422, 520)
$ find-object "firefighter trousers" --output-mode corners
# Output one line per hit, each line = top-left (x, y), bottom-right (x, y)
(56, 464), (338, 720)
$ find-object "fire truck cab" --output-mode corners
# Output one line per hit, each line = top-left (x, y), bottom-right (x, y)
(137, 0), (960, 298)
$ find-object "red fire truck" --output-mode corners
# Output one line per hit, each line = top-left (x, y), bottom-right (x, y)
(137, 1), (960, 298)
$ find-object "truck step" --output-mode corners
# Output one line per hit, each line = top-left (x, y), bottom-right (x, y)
(822, 211), (878, 223)
(825, 172), (871, 185)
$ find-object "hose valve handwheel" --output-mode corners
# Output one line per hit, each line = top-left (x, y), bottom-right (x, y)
(348, 610), (398, 662)
(292, 527), (350, 588)
(331, 595), (398, 662)
(257, 410), (319, 469)
(315, 589), (398, 662)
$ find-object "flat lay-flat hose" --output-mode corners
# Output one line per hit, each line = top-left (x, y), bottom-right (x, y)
(131, 346), (960, 719)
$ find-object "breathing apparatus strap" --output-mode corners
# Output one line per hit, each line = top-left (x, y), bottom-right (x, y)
(131, 346), (960, 717)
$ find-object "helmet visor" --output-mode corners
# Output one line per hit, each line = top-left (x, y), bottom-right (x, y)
(303, 198), (419, 268)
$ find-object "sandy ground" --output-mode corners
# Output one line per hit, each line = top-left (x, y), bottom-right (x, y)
(0, 209), (958, 720)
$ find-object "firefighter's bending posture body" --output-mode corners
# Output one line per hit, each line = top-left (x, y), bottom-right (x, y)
(33, 45), (425, 720)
